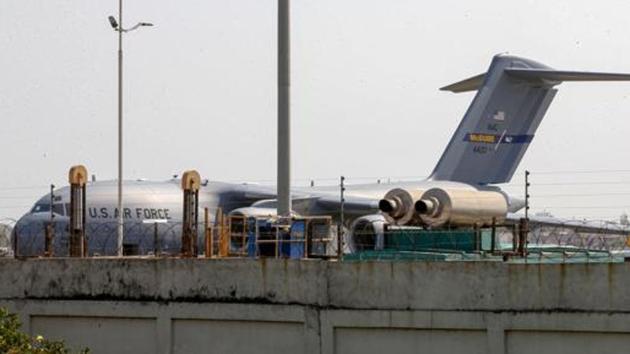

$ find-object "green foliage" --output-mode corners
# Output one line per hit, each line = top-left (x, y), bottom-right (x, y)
(0, 308), (89, 354)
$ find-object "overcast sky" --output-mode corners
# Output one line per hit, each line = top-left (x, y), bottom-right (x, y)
(2, 0), (630, 220)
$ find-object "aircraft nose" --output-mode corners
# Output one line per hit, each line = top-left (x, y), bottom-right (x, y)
(10, 216), (25, 256)
(8, 224), (18, 255)
(12, 213), (45, 257)
(14, 213), (31, 230)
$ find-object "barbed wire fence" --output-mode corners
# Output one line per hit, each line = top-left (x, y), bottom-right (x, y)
(3, 168), (630, 260)
(7, 217), (629, 260)
(9, 218), (341, 259)
(4, 168), (630, 219)
(12, 220), (186, 257)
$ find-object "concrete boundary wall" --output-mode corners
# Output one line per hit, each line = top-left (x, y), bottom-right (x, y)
(1, 259), (630, 353)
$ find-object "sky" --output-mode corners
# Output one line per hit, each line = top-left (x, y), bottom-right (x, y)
(1, 0), (630, 221)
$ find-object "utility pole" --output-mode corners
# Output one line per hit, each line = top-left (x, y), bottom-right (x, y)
(277, 0), (291, 221)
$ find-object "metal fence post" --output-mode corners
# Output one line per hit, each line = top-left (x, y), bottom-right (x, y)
(68, 165), (88, 257)
(181, 170), (201, 258)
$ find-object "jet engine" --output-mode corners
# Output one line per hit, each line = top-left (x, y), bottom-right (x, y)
(226, 207), (278, 250)
(346, 214), (386, 253)
(414, 188), (507, 228)
(378, 188), (424, 225)
(228, 206), (278, 219)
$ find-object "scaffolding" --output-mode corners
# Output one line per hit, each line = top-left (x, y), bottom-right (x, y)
(203, 208), (335, 260)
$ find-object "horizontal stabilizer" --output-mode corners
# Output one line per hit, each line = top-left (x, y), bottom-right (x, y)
(431, 54), (630, 185)
(440, 73), (485, 93)
(441, 67), (630, 93)
(505, 68), (630, 82)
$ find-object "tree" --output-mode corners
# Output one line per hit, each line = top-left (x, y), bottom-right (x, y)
(0, 307), (89, 354)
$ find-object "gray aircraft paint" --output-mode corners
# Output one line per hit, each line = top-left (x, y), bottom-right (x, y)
(12, 55), (630, 256)
(431, 55), (630, 184)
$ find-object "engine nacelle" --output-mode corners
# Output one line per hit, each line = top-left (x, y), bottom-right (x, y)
(414, 188), (507, 228)
(346, 214), (386, 253)
(378, 188), (424, 225)
(228, 207), (278, 219)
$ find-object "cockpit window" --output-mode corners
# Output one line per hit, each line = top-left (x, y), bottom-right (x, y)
(31, 203), (50, 213)
(52, 204), (65, 216)
(30, 203), (65, 215)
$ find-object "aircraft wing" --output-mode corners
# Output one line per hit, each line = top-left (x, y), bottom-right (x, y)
(505, 213), (630, 236)
(248, 193), (380, 219)
(312, 194), (380, 217)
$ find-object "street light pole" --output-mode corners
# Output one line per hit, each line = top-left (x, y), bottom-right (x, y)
(108, 4), (153, 257)
(117, 0), (124, 257)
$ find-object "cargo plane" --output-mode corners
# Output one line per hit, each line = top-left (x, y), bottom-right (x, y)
(12, 54), (630, 256)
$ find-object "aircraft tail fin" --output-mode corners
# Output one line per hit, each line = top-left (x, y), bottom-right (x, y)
(430, 54), (630, 185)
